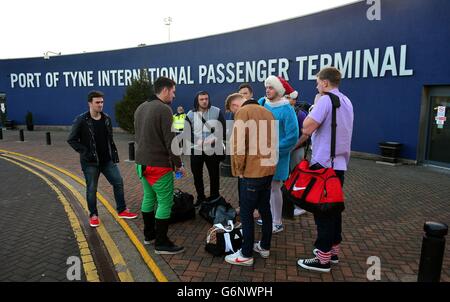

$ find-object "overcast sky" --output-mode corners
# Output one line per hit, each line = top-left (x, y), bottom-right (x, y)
(0, 0), (357, 59)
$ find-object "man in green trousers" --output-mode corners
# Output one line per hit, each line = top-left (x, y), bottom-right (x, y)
(134, 76), (186, 255)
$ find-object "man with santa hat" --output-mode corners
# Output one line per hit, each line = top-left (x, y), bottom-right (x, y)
(256, 76), (299, 233)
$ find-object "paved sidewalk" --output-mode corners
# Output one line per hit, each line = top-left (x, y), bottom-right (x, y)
(0, 129), (449, 282)
(0, 157), (86, 282)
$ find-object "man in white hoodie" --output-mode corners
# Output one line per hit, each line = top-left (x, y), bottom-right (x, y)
(184, 91), (226, 207)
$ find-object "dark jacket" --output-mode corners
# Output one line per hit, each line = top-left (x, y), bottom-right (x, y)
(67, 111), (119, 164)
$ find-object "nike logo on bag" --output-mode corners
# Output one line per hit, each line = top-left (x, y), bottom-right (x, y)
(293, 186), (307, 191)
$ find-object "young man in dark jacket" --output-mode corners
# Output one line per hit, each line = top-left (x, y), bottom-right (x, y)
(67, 90), (138, 227)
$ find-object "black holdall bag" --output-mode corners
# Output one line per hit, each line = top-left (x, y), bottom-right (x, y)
(199, 195), (236, 225)
(205, 220), (243, 256)
(169, 189), (196, 224)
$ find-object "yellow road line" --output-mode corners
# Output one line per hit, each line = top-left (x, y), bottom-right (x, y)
(0, 156), (100, 282)
(0, 149), (168, 282)
(2, 153), (134, 282)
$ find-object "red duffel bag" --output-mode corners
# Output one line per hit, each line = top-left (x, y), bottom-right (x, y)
(282, 92), (345, 214)
(282, 159), (344, 214)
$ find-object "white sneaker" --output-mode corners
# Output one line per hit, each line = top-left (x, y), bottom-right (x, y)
(255, 219), (263, 226)
(224, 249), (254, 266)
(253, 241), (270, 258)
(294, 207), (307, 216)
(272, 224), (284, 234)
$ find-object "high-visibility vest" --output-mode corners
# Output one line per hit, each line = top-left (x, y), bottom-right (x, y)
(173, 113), (186, 130)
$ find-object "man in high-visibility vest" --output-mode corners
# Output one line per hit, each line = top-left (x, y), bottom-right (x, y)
(173, 106), (186, 133)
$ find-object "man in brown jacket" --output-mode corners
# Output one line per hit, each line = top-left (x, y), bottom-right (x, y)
(225, 99), (277, 266)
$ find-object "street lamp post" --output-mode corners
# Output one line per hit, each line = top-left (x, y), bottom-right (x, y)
(163, 17), (172, 42)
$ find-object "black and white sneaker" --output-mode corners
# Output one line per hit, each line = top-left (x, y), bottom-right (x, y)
(313, 248), (339, 264)
(143, 237), (154, 245)
(297, 257), (331, 272)
(155, 240), (185, 255)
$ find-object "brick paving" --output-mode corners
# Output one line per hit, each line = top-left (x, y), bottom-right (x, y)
(0, 156), (86, 282)
(0, 129), (449, 282)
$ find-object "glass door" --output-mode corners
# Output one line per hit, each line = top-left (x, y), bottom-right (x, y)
(426, 95), (450, 165)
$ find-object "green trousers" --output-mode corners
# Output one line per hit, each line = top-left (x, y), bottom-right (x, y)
(136, 164), (173, 219)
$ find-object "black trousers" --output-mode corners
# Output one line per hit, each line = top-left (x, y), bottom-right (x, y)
(190, 154), (221, 200)
(310, 163), (345, 253)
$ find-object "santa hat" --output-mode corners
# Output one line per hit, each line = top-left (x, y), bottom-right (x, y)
(264, 75), (298, 99)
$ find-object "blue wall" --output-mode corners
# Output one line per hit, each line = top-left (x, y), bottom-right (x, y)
(1, 0), (450, 160)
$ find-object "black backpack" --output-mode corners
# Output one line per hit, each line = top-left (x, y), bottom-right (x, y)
(169, 189), (196, 224)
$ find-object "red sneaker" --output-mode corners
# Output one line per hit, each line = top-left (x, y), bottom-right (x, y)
(118, 209), (138, 219)
(90, 216), (100, 227)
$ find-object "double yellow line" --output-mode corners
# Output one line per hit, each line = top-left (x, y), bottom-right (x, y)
(0, 155), (100, 282)
(0, 149), (168, 282)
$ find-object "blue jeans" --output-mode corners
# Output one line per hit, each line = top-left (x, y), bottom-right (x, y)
(81, 161), (127, 217)
(239, 175), (273, 258)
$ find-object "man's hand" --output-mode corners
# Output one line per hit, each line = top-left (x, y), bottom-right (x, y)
(298, 133), (310, 147)
(300, 116), (321, 146)
(176, 166), (187, 177)
(293, 137), (304, 150)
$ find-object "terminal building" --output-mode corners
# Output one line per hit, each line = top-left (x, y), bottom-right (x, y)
(1, 0), (449, 167)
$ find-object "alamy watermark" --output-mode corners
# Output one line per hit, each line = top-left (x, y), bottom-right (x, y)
(171, 117), (279, 167)
(367, 0), (381, 21)
(66, 256), (81, 281)
(366, 256), (381, 281)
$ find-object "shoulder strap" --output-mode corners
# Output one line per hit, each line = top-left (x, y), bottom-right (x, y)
(212, 220), (234, 232)
(200, 115), (210, 129)
(201, 114), (221, 137)
(324, 92), (341, 168)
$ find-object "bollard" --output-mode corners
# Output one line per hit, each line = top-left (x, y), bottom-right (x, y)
(19, 129), (24, 141)
(128, 141), (135, 161)
(418, 221), (448, 282)
(46, 132), (51, 145)
(0, 127), (3, 140)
